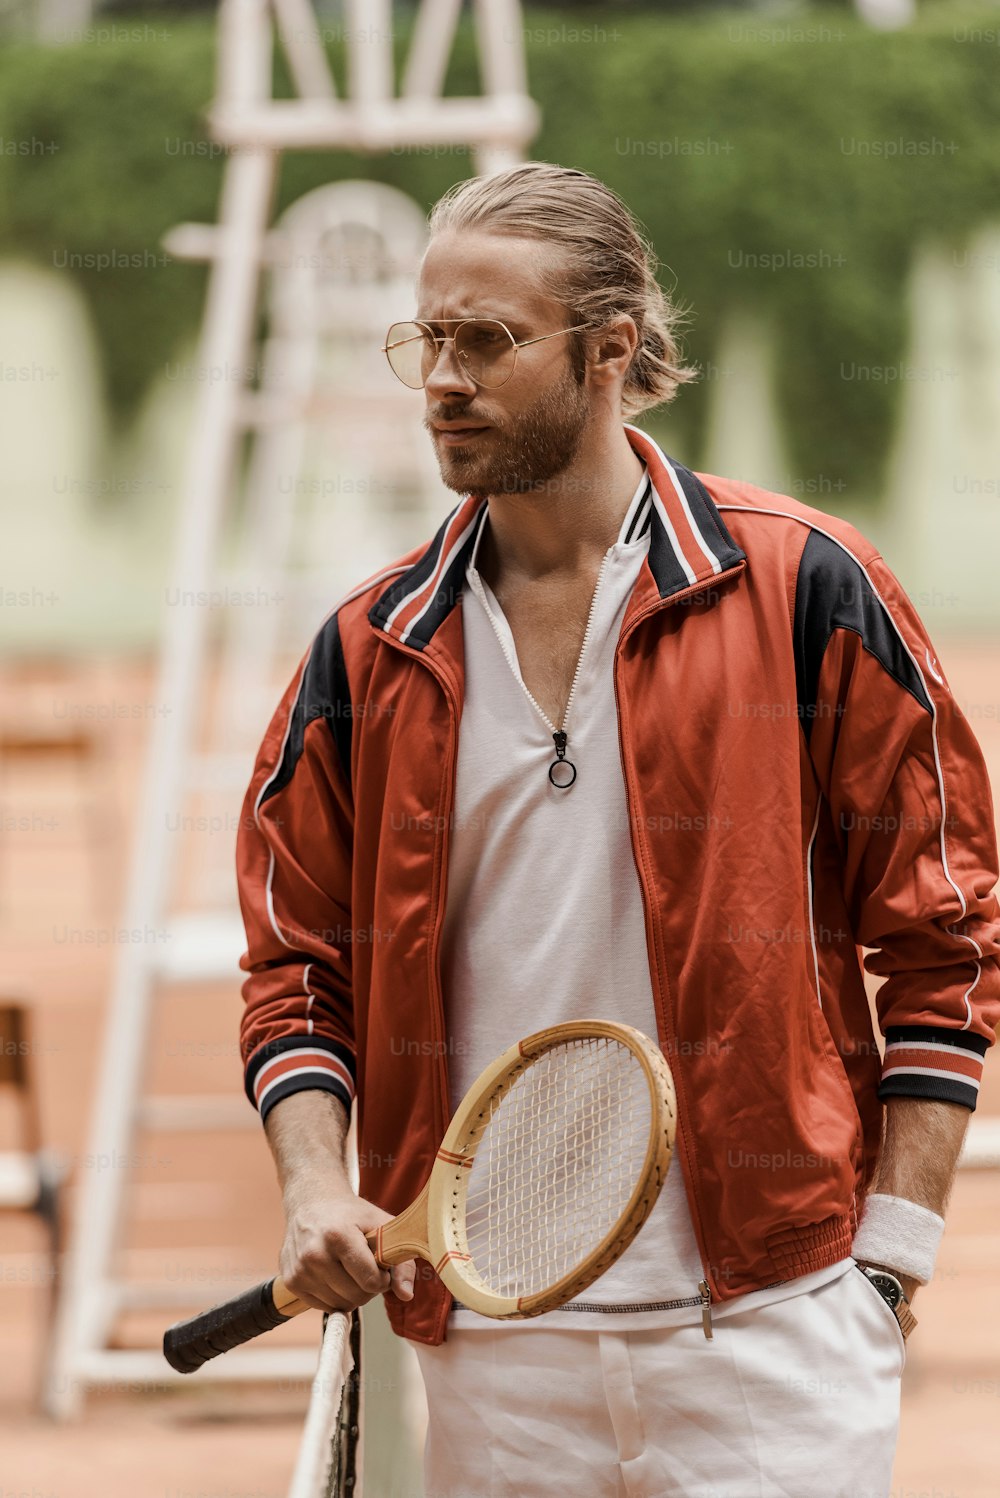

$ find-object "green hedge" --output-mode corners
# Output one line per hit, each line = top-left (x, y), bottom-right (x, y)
(2, 5), (999, 497)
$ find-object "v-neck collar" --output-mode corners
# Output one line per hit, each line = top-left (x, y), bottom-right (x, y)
(465, 465), (653, 583)
(367, 427), (748, 654)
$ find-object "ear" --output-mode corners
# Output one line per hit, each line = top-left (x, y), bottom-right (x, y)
(586, 316), (640, 391)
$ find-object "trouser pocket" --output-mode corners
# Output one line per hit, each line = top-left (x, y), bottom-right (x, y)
(852, 1260), (907, 1369)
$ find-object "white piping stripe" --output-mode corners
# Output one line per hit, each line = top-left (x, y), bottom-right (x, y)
(253, 648), (309, 952)
(806, 798), (823, 1008)
(465, 501), (492, 576)
(617, 470), (652, 545)
(261, 849), (287, 951)
(384, 506), (476, 635)
(335, 563), (410, 617)
(257, 1061), (355, 1108)
(717, 502), (984, 1026)
(397, 507), (484, 645)
(303, 962), (314, 1036)
(253, 657), (309, 821)
(250, 564), (411, 956)
(662, 456), (723, 574)
(649, 481), (698, 586)
(629, 495), (653, 544)
(310, 562), (413, 644)
(255, 1046), (354, 1083)
(885, 1039), (984, 1059)
(882, 1064), (980, 1089)
(384, 534), (449, 633)
(624, 422), (724, 577)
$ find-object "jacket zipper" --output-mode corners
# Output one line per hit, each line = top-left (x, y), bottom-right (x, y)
(371, 628), (462, 1344)
(613, 560), (747, 1339)
(469, 548), (615, 783)
(476, 556), (744, 1332)
(699, 1279), (713, 1339)
(375, 556), (746, 1340)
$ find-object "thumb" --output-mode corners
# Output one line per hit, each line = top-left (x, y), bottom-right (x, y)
(387, 1259), (416, 1302)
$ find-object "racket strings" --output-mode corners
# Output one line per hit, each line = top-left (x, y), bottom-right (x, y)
(462, 1036), (649, 1298)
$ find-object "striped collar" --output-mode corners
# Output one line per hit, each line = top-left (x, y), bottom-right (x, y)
(464, 464), (653, 584)
(368, 425), (747, 651)
(618, 466), (654, 546)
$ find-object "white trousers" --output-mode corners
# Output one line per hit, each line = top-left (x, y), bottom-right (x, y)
(413, 1264), (904, 1498)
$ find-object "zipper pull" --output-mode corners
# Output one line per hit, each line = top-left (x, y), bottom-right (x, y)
(548, 730), (577, 789)
(699, 1279), (714, 1340)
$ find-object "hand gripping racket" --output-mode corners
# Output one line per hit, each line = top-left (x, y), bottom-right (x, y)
(163, 1020), (675, 1372)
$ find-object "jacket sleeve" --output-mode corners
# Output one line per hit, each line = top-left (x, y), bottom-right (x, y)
(235, 615), (357, 1124)
(795, 529), (1000, 1110)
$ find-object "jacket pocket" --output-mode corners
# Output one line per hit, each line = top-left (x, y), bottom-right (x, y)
(804, 991), (863, 1123)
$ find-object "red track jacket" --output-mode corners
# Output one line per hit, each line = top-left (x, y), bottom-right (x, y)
(236, 424), (1000, 1345)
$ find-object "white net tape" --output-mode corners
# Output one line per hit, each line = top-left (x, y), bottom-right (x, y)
(464, 1036), (649, 1298)
(286, 1310), (356, 1498)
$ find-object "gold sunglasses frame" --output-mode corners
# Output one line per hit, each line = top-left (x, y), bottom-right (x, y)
(382, 317), (591, 390)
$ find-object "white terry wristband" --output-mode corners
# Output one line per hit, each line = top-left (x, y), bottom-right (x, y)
(851, 1192), (945, 1285)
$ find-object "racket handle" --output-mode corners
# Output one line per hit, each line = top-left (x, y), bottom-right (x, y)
(362, 1225), (412, 1265)
(163, 1276), (310, 1374)
(364, 1185), (430, 1266)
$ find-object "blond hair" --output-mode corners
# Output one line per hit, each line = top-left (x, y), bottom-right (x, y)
(427, 162), (699, 417)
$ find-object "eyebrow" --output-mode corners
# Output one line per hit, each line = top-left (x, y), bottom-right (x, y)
(415, 314), (527, 334)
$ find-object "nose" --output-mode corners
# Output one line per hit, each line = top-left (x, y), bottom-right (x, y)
(424, 335), (479, 403)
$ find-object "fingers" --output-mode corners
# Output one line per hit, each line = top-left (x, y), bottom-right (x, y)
(282, 1232), (390, 1313)
(279, 1195), (416, 1315)
(285, 1255), (416, 1314)
(337, 1222), (393, 1298)
(386, 1259), (416, 1303)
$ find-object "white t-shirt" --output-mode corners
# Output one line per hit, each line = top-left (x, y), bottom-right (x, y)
(440, 466), (852, 1329)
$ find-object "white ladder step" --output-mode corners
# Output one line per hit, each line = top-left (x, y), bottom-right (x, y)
(209, 94), (539, 151)
(75, 1347), (321, 1386)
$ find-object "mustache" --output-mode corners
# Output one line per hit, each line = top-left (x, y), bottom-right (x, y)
(423, 406), (501, 430)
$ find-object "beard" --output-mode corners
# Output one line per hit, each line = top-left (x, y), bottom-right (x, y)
(425, 362), (591, 497)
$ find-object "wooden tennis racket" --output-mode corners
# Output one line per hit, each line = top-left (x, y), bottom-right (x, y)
(163, 1019), (675, 1372)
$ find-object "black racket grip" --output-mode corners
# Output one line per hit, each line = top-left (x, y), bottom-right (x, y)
(163, 1277), (291, 1373)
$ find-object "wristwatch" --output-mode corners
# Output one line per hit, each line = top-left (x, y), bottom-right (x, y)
(857, 1263), (917, 1340)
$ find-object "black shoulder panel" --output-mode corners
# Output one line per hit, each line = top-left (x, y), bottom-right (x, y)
(793, 530), (931, 744)
(260, 612), (355, 806)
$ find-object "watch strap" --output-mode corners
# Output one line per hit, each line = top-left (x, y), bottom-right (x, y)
(857, 1262), (917, 1341)
(894, 1296), (917, 1341)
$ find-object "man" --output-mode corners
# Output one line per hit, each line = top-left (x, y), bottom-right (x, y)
(236, 163), (1000, 1497)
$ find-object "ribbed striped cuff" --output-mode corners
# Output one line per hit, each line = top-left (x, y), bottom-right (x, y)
(244, 1035), (356, 1123)
(879, 1025), (988, 1111)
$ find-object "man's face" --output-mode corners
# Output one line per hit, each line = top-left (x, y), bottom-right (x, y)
(415, 230), (591, 497)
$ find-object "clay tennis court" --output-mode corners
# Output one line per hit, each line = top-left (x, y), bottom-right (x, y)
(1, 644), (998, 1496)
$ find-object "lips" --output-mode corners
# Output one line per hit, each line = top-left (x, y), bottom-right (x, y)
(435, 425), (490, 446)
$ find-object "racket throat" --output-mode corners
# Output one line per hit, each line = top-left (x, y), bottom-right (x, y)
(368, 1183), (432, 1267)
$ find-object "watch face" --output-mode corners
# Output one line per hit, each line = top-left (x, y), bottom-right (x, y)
(866, 1270), (904, 1310)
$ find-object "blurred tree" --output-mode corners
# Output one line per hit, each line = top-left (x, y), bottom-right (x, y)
(2, 5), (998, 496)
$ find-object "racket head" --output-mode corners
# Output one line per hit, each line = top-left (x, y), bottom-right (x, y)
(425, 1020), (676, 1319)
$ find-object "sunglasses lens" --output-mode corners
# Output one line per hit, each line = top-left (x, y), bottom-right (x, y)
(453, 321), (517, 388)
(384, 322), (436, 389)
(384, 320), (518, 388)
